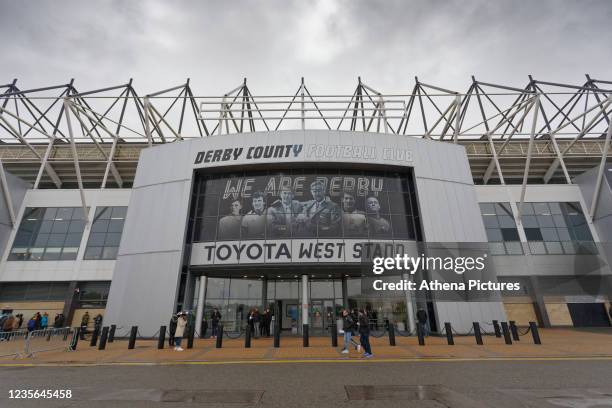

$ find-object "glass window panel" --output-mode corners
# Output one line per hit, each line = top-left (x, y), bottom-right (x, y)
(200, 217), (218, 242)
(561, 241), (577, 254)
(95, 207), (112, 219)
(107, 219), (125, 233)
(39, 220), (53, 233)
(51, 220), (70, 233)
(91, 219), (109, 233)
(29, 247), (44, 261)
(557, 228), (571, 241)
(521, 215), (538, 228)
(206, 278), (229, 299)
(56, 208), (73, 220)
(540, 228), (559, 241)
(482, 215), (499, 228)
(310, 281), (334, 298)
(13, 231), (32, 247)
(43, 208), (57, 220)
(573, 225), (593, 241)
(25, 284), (50, 300)
(23, 208), (44, 220)
(104, 233), (122, 246)
(42, 247), (61, 261)
(486, 228), (503, 242)
(84, 246), (102, 260)
(495, 203), (513, 216)
(498, 215), (516, 228)
(520, 203), (534, 215)
(34, 233), (50, 247)
(60, 247), (78, 260)
(72, 207), (87, 220)
(68, 220), (85, 233)
(387, 193), (409, 214)
(488, 242), (506, 255)
(505, 241), (524, 255)
(533, 203), (550, 215)
(545, 241), (563, 254)
(479, 203), (496, 215)
(102, 246), (119, 260)
(501, 228), (520, 241)
(552, 214), (566, 228)
(524, 228), (543, 241)
(20, 219), (38, 233)
(88, 233), (106, 246)
(9, 248), (29, 261)
(64, 233), (82, 246)
(528, 241), (547, 254)
(537, 215), (554, 228)
(111, 207), (127, 219)
(47, 233), (66, 247)
(548, 202), (562, 214)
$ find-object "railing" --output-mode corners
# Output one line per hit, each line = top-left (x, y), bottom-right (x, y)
(0, 327), (76, 359)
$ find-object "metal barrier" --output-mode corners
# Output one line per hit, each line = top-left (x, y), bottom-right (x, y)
(24, 327), (75, 357)
(0, 329), (29, 358)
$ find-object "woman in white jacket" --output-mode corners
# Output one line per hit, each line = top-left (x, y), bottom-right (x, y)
(174, 312), (188, 351)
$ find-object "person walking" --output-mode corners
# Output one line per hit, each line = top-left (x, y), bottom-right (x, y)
(211, 308), (221, 338)
(34, 312), (41, 330)
(16, 314), (23, 329)
(27, 316), (37, 333)
(2, 314), (15, 340)
(340, 309), (355, 354)
(252, 308), (261, 338)
(174, 311), (187, 351)
(358, 309), (373, 358)
(416, 308), (429, 336)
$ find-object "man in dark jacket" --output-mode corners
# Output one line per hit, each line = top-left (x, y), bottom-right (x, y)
(211, 308), (221, 338)
(340, 309), (356, 354)
(168, 314), (178, 347)
(416, 308), (429, 336)
(358, 309), (373, 358)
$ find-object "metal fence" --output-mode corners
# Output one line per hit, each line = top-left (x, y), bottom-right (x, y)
(0, 327), (76, 358)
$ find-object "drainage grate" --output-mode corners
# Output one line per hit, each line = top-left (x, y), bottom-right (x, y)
(345, 385), (489, 407)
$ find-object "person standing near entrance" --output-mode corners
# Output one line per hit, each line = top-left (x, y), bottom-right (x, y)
(168, 313), (178, 347)
(416, 308), (429, 336)
(211, 308), (221, 338)
(358, 309), (373, 358)
(174, 311), (187, 351)
(260, 309), (270, 337)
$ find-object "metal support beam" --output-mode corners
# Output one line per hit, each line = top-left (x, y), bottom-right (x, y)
(517, 95), (541, 219)
(63, 98), (89, 224)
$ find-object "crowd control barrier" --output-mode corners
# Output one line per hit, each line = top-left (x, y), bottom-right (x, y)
(24, 327), (76, 357)
(0, 329), (29, 358)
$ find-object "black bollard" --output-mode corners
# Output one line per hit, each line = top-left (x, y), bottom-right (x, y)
(500, 322), (512, 345)
(529, 321), (541, 345)
(274, 322), (281, 348)
(473, 322), (483, 345)
(128, 326), (138, 349)
(187, 325), (195, 349)
(509, 321), (520, 341)
(70, 328), (80, 351)
(444, 322), (454, 345)
(158, 325), (166, 349)
(201, 320), (208, 339)
(215, 324), (223, 348)
(417, 322), (425, 346)
(331, 323), (338, 347)
(386, 319), (396, 346)
(303, 324), (309, 347)
(245, 324), (252, 348)
(492, 320), (501, 338)
(108, 324), (116, 342)
(90, 326), (100, 347)
(98, 327), (109, 350)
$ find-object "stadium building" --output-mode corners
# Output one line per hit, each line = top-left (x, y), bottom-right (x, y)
(0, 77), (611, 336)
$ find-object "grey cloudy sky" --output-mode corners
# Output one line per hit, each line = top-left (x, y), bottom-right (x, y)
(1, 0), (611, 95)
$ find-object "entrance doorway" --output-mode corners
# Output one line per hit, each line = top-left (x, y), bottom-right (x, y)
(310, 299), (337, 336)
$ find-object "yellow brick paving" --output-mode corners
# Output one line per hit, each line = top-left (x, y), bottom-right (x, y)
(1, 328), (611, 366)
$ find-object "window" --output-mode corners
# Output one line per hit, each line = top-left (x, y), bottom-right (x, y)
(521, 202), (595, 255)
(0, 282), (69, 301)
(479, 202), (523, 255)
(8, 207), (87, 261)
(83, 207), (127, 260)
(77, 281), (111, 307)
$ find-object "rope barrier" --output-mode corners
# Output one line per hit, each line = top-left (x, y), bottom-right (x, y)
(518, 326), (531, 336)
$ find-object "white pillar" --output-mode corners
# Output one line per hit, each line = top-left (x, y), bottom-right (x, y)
(403, 272), (416, 333)
(195, 275), (207, 335)
(301, 274), (309, 326)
